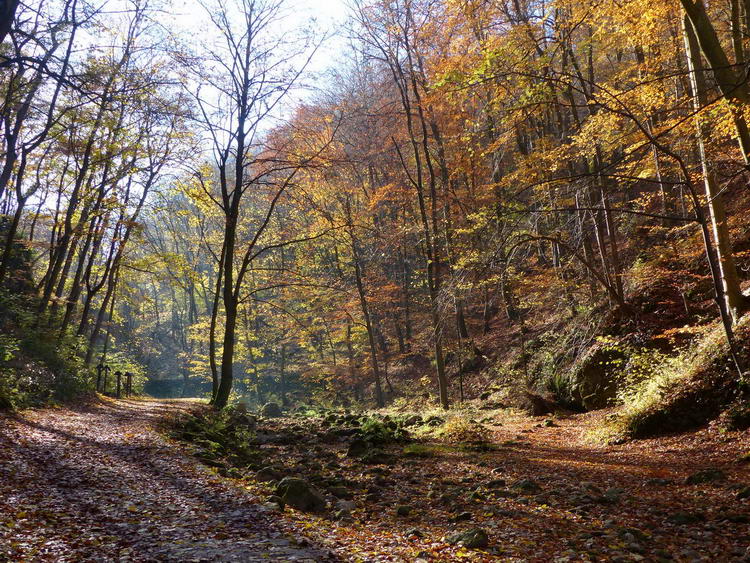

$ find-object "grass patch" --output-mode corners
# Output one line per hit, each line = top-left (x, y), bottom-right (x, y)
(403, 444), (441, 458)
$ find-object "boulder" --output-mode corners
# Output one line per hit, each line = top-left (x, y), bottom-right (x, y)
(451, 511), (472, 522)
(403, 415), (423, 427)
(260, 402), (283, 418)
(275, 477), (326, 513)
(511, 479), (542, 495)
(521, 392), (554, 416)
(346, 438), (371, 458)
(361, 449), (393, 465)
(447, 528), (489, 549)
(395, 505), (412, 516)
(335, 499), (356, 512)
(667, 511), (705, 525)
(255, 466), (283, 482)
(485, 479), (506, 489)
(565, 343), (628, 410)
(329, 486), (353, 499)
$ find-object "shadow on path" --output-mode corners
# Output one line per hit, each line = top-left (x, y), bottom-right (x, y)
(0, 399), (340, 562)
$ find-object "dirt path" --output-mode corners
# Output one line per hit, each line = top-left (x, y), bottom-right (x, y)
(0, 398), (337, 562)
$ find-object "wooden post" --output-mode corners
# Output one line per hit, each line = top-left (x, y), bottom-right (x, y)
(96, 363), (104, 392)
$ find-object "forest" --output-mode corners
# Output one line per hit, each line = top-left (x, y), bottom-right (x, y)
(2, 0), (750, 560)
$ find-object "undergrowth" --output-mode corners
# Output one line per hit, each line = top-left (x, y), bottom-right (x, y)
(593, 317), (750, 442)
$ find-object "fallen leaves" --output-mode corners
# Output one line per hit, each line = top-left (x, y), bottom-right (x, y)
(0, 399), (333, 562)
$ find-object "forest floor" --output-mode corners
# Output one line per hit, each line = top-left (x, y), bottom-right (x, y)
(230, 407), (750, 563)
(0, 398), (337, 562)
(2, 399), (750, 562)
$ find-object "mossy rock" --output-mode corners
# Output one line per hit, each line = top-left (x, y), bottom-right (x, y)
(565, 343), (628, 410)
(275, 477), (326, 513)
(260, 402), (283, 418)
(446, 528), (489, 549)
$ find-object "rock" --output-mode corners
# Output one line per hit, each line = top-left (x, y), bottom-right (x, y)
(406, 527), (424, 538)
(666, 511), (705, 525)
(645, 477), (673, 487)
(260, 402), (283, 418)
(717, 512), (749, 523)
(255, 466), (283, 482)
(439, 492), (457, 505)
(362, 450), (393, 465)
(425, 415), (445, 426)
(346, 438), (371, 458)
(543, 419), (557, 427)
(275, 477), (326, 513)
(335, 499), (356, 512)
(403, 415), (422, 426)
(485, 479), (506, 489)
(511, 479), (542, 494)
(265, 495), (285, 510)
(736, 486), (750, 500)
(395, 504), (412, 516)
(331, 427), (360, 438)
(446, 528), (489, 549)
(329, 486), (353, 499)
(685, 469), (725, 485)
(479, 391), (492, 400)
(469, 489), (485, 501)
(334, 509), (352, 521)
(565, 342), (628, 410)
(617, 527), (648, 543)
(521, 392), (554, 416)
(451, 511), (472, 522)
(602, 487), (626, 504)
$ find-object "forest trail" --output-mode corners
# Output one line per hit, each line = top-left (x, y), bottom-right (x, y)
(0, 398), (336, 562)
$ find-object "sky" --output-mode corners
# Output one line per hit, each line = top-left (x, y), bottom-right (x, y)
(165, 0), (353, 106)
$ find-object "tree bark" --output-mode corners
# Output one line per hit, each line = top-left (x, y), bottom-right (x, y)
(684, 14), (748, 323)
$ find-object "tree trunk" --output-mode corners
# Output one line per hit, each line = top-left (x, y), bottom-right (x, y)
(684, 15), (748, 323)
(681, 0), (750, 163)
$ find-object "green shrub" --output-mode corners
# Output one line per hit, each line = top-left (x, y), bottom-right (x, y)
(176, 406), (259, 465)
(435, 415), (489, 443)
(359, 416), (409, 444)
